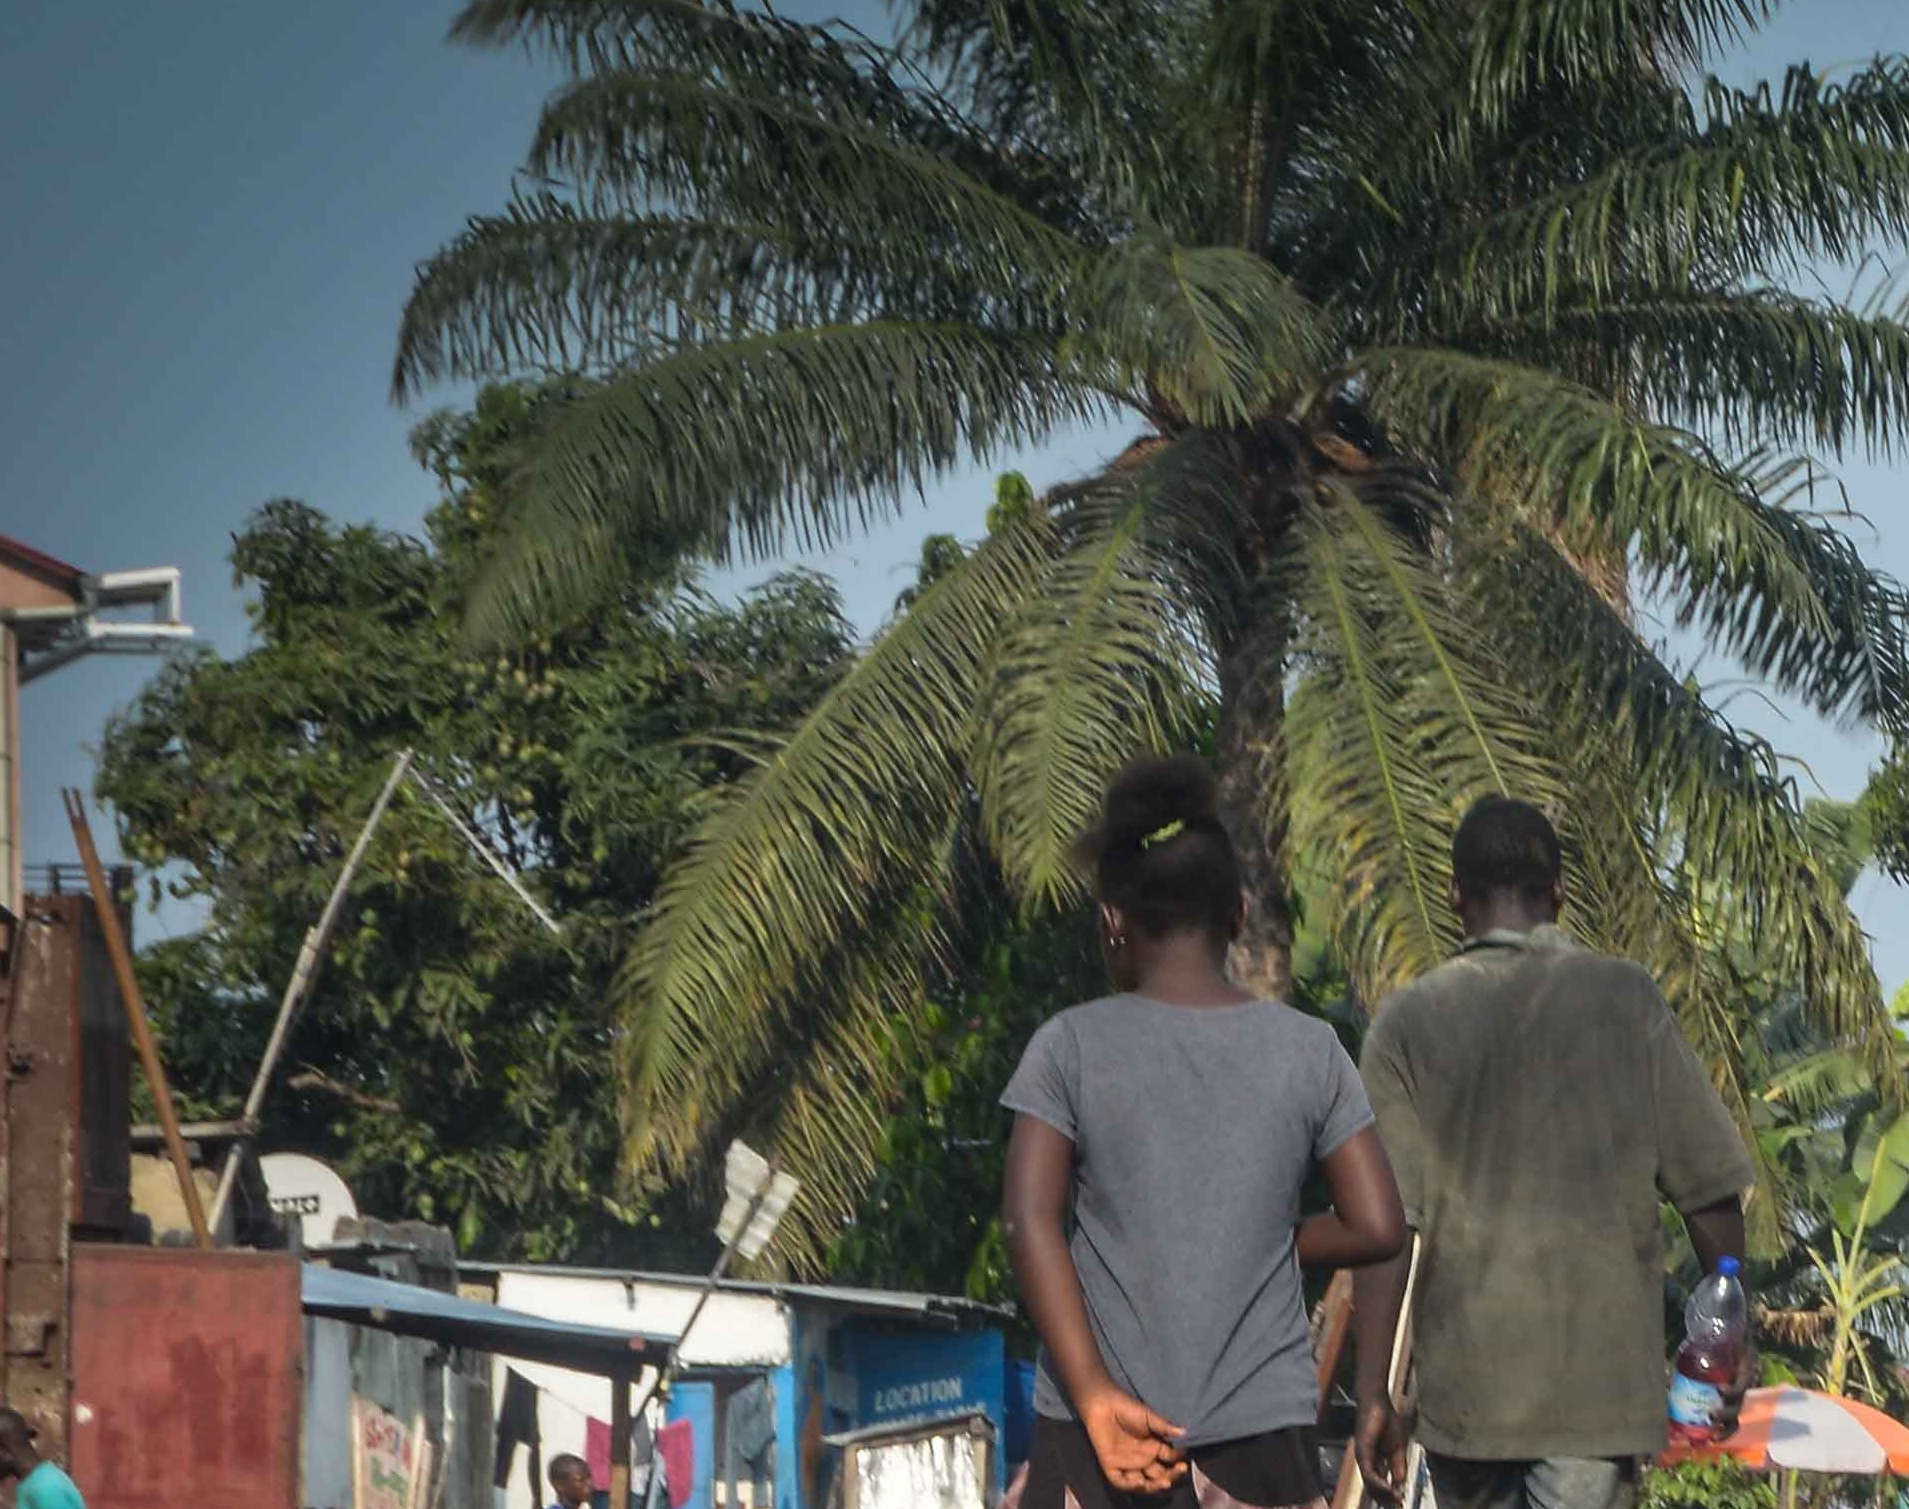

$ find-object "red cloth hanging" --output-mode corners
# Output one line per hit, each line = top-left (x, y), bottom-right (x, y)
(585, 1417), (612, 1488)
(656, 1420), (694, 1509)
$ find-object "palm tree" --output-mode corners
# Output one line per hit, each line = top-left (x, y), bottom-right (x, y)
(397, 0), (1909, 1264)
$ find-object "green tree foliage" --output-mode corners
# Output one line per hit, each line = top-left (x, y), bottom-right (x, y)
(1861, 751), (1909, 883)
(397, 0), (1909, 1256)
(829, 890), (1102, 1307)
(1643, 802), (1909, 1409)
(97, 384), (852, 1261)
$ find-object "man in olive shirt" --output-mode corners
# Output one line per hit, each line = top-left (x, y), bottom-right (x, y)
(1353, 799), (1756, 1509)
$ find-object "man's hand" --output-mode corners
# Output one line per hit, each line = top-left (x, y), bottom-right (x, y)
(1353, 1399), (1413, 1506)
(1715, 1343), (1759, 1439)
(1078, 1389), (1187, 1496)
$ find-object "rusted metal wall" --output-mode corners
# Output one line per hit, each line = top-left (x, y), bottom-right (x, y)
(70, 1246), (303, 1509)
(1, 890), (136, 1463)
(5, 899), (81, 1461)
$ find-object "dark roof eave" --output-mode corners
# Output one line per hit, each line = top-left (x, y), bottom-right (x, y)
(0, 535), (85, 596)
(302, 1298), (667, 1376)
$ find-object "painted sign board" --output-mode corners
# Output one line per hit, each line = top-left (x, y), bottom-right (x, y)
(261, 1151), (359, 1247)
(842, 1328), (1007, 1492)
(354, 1398), (427, 1509)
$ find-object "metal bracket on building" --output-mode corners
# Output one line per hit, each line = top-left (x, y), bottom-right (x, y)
(4, 1315), (52, 1359)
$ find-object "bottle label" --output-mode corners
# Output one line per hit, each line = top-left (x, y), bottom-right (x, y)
(1669, 1372), (1722, 1428)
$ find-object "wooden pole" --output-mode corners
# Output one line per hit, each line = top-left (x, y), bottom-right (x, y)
(629, 1167), (777, 1428)
(208, 748), (414, 1233)
(610, 1369), (634, 1509)
(62, 789), (211, 1249)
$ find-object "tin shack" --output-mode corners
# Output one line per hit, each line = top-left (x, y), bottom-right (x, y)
(459, 1263), (1026, 1509)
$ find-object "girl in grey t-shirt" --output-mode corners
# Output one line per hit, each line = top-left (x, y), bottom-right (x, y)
(1002, 755), (1405, 1509)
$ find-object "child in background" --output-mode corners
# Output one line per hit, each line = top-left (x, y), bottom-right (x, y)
(548, 1454), (595, 1509)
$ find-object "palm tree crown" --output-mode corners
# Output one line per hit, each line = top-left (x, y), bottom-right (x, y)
(399, 0), (1909, 1264)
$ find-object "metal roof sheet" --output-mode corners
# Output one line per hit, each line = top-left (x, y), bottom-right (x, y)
(304, 1263), (677, 1375)
(460, 1261), (1012, 1328)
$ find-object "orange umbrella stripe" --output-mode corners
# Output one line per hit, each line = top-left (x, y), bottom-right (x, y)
(1661, 1388), (1909, 1475)
(1831, 1395), (1909, 1475)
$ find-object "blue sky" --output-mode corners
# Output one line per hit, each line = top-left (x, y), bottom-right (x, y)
(6, 1), (1909, 989)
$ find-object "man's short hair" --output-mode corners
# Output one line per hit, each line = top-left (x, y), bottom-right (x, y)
(549, 1455), (589, 1487)
(1452, 797), (1563, 900)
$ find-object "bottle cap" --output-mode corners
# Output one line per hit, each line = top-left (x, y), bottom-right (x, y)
(1718, 1256), (1742, 1277)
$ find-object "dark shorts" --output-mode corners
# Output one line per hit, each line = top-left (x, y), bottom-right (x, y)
(1021, 1416), (1326, 1509)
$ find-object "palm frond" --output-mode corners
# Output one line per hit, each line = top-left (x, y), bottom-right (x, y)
(1291, 486), (1567, 997)
(1079, 239), (1335, 423)
(1461, 0), (1770, 127)
(1468, 522), (1900, 1087)
(1559, 744), (1775, 1227)
(613, 520), (1053, 1180)
(1765, 1046), (1878, 1114)
(1435, 59), (1909, 319)
(1360, 348), (1909, 731)
(393, 193), (1056, 396)
(464, 322), (1097, 642)
(1459, 284), (1909, 460)
(726, 892), (942, 1276)
(455, 0), (1055, 212)
(396, 201), (780, 392)
(455, 0), (896, 98)
(527, 68), (1077, 263)
(973, 448), (1207, 907)
(900, 0), (1211, 230)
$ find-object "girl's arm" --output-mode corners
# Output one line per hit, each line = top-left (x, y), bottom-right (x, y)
(1296, 1126), (1407, 1269)
(1002, 1113), (1184, 1494)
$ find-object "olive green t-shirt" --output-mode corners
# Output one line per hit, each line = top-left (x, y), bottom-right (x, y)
(1360, 927), (1755, 1462)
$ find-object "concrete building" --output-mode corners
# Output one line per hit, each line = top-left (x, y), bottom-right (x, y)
(0, 532), (191, 916)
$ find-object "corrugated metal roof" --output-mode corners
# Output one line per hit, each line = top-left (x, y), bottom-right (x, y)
(304, 1264), (677, 1375)
(459, 1261), (1013, 1328)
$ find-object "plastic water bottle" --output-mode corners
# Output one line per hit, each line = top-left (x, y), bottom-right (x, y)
(1668, 1257), (1747, 1445)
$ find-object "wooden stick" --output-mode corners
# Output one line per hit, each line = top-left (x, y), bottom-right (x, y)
(1315, 1271), (1355, 1432)
(1331, 1234), (1424, 1509)
(208, 748), (414, 1233)
(63, 789), (211, 1249)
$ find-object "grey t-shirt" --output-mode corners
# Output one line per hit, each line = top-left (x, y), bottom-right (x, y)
(1001, 995), (1374, 1447)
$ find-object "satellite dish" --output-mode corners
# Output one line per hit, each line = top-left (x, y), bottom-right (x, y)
(259, 1153), (359, 1247)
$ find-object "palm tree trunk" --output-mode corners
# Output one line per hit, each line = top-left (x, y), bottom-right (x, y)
(1217, 608), (1295, 1001)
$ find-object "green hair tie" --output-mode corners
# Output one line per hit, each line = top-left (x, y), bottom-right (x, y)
(1140, 819), (1186, 850)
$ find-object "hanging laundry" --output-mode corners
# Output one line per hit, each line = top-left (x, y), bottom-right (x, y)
(725, 1380), (776, 1506)
(633, 1410), (658, 1502)
(496, 1369), (543, 1491)
(656, 1419), (695, 1509)
(586, 1417), (613, 1488)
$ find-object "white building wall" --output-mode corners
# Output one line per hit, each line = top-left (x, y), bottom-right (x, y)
(489, 1273), (792, 1509)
